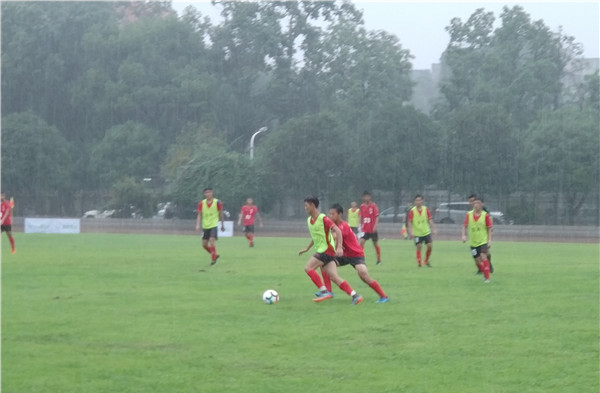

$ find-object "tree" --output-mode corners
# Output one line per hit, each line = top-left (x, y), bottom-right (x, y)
(1, 112), (74, 214)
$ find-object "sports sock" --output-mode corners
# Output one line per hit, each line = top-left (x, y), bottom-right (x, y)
(338, 281), (354, 296)
(203, 244), (212, 254)
(321, 268), (332, 292)
(211, 246), (218, 259)
(425, 248), (432, 263)
(307, 269), (324, 288)
(375, 245), (381, 261)
(369, 280), (387, 298)
(9, 236), (15, 251)
(248, 233), (254, 243)
(416, 250), (422, 266)
(483, 259), (490, 280)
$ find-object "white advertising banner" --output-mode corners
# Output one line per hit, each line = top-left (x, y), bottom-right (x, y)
(25, 218), (81, 234)
(220, 221), (234, 237)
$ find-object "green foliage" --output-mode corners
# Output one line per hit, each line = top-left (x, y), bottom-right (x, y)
(108, 176), (154, 218)
(2, 234), (598, 392)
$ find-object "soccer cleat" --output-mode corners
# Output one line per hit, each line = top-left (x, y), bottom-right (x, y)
(210, 255), (220, 265)
(313, 293), (333, 302)
(475, 270), (482, 275)
(315, 291), (334, 298)
(426, 262), (432, 267)
(249, 242), (254, 247)
(484, 279), (490, 283)
(376, 297), (390, 303)
(351, 294), (363, 305)
(376, 260), (381, 265)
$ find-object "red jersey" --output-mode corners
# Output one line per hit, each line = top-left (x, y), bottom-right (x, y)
(359, 202), (379, 233)
(197, 199), (223, 212)
(463, 212), (492, 227)
(337, 220), (365, 258)
(240, 205), (259, 226)
(1, 201), (12, 226)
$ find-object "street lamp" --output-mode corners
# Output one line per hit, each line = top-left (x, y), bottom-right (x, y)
(249, 127), (268, 160)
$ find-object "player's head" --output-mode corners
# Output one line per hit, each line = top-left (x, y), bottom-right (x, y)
(414, 194), (423, 207)
(304, 196), (319, 213)
(350, 201), (357, 208)
(468, 194), (477, 206)
(362, 191), (371, 203)
(203, 188), (214, 199)
(246, 197), (253, 205)
(328, 203), (343, 223)
(472, 197), (482, 211)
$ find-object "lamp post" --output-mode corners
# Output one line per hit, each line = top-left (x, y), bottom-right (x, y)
(249, 127), (268, 160)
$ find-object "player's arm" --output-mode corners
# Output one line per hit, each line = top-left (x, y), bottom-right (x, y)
(195, 206), (202, 231)
(331, 224), (344, 257)
(406, 210), (413, 238)
(237, 209), (243, 226)
(256, 211), (263, 227)
(461, 215), (468, 242)
(218, 203), (225, 231)
(299, 240), (314, 255)
(428, 208), (438, 235)
(373, 211), (380, 233)
(486, 215), (493, 248)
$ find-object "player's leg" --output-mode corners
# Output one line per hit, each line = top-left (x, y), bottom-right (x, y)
(4, 227), (15, 253)
(372, 233), (381, 264)
(488, 251), (494, 273)
(209, 228), (219, 264)
(355, 263), (388, 302)
(201, 236), (212, 255)
(320, 266), (333, 293)
(359, 237), (366, 248)
(480, 248), (491, 282)
(425, 238), (433, 267)
(415, 241), (423, 266)
(323, 261), (363, 304)
(305, 256), (329, 297)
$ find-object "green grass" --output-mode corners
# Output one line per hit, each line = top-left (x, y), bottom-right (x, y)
(2, 234), (598, 393)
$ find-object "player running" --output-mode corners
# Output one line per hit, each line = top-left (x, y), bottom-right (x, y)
(0, 192), (16, 254)
(462, 197), (493, 283)
(359, 191), (381, 264)
(298, 196), (363, 305)
(346, 201), (360, 238)
(196, 188), (225, 265)
(468, 194), (494, 274)
(406, 195), (437, 267)
(238, 197), (262, 247)
(329, 203), (389, 303)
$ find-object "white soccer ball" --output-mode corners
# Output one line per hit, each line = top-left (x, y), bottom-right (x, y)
(262, 289), (279, 304)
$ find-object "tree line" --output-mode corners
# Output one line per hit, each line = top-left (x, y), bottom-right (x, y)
(1, 1), (598, 225)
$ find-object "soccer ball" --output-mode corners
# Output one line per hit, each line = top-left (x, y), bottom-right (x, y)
(262, 289), (279, 304)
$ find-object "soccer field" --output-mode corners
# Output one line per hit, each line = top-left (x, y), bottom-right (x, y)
(2, 234), (598, 393)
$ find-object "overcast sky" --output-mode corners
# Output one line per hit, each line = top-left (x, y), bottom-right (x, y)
(172, 1), (599, 70)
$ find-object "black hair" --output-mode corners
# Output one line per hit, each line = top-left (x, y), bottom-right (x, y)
(414, 194), (423, 200)
(330, 203), (343, 214)
(362, 190), (371, 196)
(468, 193), (477, 200)
(472, 196), (482, 202)
(304, 196), (319, 208)
(203, 187), (213, 192)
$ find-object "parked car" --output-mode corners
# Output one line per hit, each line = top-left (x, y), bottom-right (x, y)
(82, 209), (116, 219)
(434, 202), (505, 224)
(378, 206), (409, 223)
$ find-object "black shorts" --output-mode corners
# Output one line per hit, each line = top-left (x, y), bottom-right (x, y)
(202, 227), (218, 240)
(362, 232), (379, 242)
(350, 227), (359, 234)
(470, 244), (489, 259)
(313, 253), (337, 265)
(337, 256), (366, 267)
(243, 225), (254, 233)
(414, 234), (432, 245)
(1, 225), (12, 232)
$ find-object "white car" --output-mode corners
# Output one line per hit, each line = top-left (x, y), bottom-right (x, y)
(82, 209), (116, 219)
(434, 202), (504, 224)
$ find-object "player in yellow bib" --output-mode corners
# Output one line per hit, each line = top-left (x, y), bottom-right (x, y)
(346, 201), (360, 238)
(406, 195), (437, 267)
(462, 197), (493, 283)
(195, 188), (225, 265)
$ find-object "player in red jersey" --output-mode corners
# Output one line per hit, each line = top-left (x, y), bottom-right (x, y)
(0, 192), (16, 254)
(328, 203), (389, 303)
(237, 197), (263, 247)
(298, 196), (363, 304)
(359, 191), (381, 264)
(196, 188), (225, 265)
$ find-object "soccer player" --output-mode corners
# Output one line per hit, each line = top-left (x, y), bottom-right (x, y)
(329, 203), (389, 303)
(238, 197), (262, 247)
(0, 192), (16, 254)
(462, 197), (493, 283)
(406, 194), (437, 267)
(346, 201), (360, 238)
(359, 191), (381, 264)
(468, 194), (494, 274)
(298, 196), (363, 305)
(195, 188), (225, 265)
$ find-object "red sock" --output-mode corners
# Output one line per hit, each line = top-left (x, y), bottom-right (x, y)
(369, 280), (387, 298)
(249, 233), (254, 243)
(9, 236), (15, 251)
(483, 259), (490, 280)
(338, 281), (354, 296)
(211, 246), (218, 259)
(375, 245), (381, 261)
(321, 268), (332, 292)
(425, 248), (432, 263)
(416, 250), (422, 266)
(245, 233), (251, 240)
(307, 269), (324, 288)
(203, 244), (212, 254)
